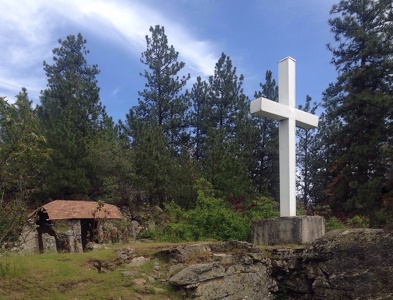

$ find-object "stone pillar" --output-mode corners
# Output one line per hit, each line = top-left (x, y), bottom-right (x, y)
(42, 233), (57, 253)
(67, 220), (83, 253)
(18, 222), (39, 253)
(251, 216), (325, 245)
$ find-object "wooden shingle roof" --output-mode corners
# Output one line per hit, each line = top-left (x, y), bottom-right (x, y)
(29, 200), (123, 220)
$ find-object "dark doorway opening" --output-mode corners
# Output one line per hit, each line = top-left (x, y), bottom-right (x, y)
(35, 209), (58, 253)
(81, 219), (98, 251)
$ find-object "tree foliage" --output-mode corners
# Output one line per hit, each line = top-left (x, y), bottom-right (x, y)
(38, 33), (105, 199)
(123, 25), (193, 207)
(86, 114), (135, 205)
(0, 90), (51, 244)
(135, 25), (190, 146)
(251, 71), (279, 199)
(322, 0), (393, 222)
(195, 53), (253, 199)
(296, 95), (319, 208)
(208, 53), (248, 136)
(189, 76), (210, 161)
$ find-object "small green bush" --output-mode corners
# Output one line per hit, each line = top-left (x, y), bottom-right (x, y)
(308, 204), (370, 231)
(326, 216), (346, 231)
(160, 222), (201, 242)
(160, 179), (279, 242)
(243, 196), (279, 221)
(346, 215), (370, 228)
(160, 194), (249, 242)
(137, 228), (158, 239)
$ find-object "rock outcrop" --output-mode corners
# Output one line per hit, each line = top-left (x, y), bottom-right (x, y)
(170, 261), (276, 299)
(166, 229), (393, 299)
(88, 229), (393, 299)
(161, 241), (278, 299)
(271, 228), (393, 299)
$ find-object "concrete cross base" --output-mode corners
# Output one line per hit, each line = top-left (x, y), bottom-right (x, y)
(251, 216), (325, 245)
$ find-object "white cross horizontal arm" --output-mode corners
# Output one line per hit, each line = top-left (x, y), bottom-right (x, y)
(250, 97), (291, 120)
(250, 97), (318, 129)
(295, 109), (319, 129)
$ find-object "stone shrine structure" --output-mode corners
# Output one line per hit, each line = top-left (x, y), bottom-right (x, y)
(250, 57), (325, 245)
(19, 200), (123, 253)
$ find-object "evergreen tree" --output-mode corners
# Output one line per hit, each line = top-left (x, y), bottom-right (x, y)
(200, 128), (253, 199)
(208, 53), (248, 136)
(169, 146), (197, 209)
(189, 76), (210, 161)
(123, 25), (194, 208)
(251, 71), (280, 199)
(308, 111), (341, 206)
(37, 33), (104, 199)
(296, 95), (319, 208)
(87, 113), (135, 206)
(0, 90), (51, 244)
(131, 119), (174, 207)
(322, 0), (393, 222)
(135, 25), (190, 146)
(198, 53), (253, 198)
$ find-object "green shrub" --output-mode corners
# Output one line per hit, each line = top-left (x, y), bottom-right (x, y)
(243, 196), (279, 221)
(308, 204), (370, 231)
(346, 215), (370, 228)
(160, 179), (249, 241)
(160, 222), (201, 242)
(137, 228), (158, 239)
(160, 179), (280, 242)
(326, 216), (346, 231)
(161, 195), (249, 242)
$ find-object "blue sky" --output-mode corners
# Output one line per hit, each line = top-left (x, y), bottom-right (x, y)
(0, 0), (338, 122)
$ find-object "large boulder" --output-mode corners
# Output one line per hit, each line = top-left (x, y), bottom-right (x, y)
(168, 242), (277, 300)
(280, 229), (393, 299)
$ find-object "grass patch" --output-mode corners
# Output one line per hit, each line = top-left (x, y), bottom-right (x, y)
(0, 243), (184, 300)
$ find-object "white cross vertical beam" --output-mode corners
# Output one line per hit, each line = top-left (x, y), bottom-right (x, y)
(278, 57), (297, 217)
(250, 57), (318, 217)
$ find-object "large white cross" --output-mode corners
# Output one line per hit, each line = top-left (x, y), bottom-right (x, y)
(250, 57), (319, 217)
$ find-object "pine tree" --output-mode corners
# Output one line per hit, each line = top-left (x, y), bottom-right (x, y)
(251, 71), (280, 199)
(308, 111), (341, 206)
(208, 53), (247, 136)
(86, 113), (135, 206)
(197, 53), (253, 198)
(135, 25), (190, 146)
(123, 25), (193, 207)
(0, 90), (51, 244)
(38, 33), (104, 199)
(323, 0), (393, 221)
(131, 120), (174, 207)
(296, 95), (319, 208)
(189, 76), (210, 161)
(199, 128), (253, 199)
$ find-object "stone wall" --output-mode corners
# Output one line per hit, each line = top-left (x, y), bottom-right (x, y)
(16, 222), (39, 253)
(15, 219), (83, 253)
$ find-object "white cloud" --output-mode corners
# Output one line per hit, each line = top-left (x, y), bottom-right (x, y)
(0, 0), (56, 101)
(0, 0), (217, 103)
(164, 23), (217, 77)
(60, 0), (217, 75)
(111, 86), (122, 98)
